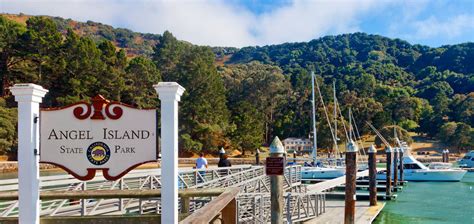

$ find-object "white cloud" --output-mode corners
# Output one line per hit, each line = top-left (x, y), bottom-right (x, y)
(0, 0), (426, 47)
(412, 14), (474, 39)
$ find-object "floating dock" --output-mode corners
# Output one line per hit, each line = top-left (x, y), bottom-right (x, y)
(304, 201), (386, 224)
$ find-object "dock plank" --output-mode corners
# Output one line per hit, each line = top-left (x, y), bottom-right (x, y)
(303, 200), (385, 224)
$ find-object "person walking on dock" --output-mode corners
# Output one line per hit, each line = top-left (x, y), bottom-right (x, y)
(195, 153), (208, 184)
(218, 154), (232, 167)
(195, 153), (208, 169)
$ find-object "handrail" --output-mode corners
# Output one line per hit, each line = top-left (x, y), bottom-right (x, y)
(0, 188), (227, 201)
(180, 187), (239, 224)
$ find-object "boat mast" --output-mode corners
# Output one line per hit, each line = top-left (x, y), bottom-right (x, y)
(333, 81), (337, 158)
(349, 107), (352, 141)
(311, 71), (317, 164)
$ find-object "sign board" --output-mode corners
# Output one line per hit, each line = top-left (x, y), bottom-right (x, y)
(265, 157), (285, 175)
(40, 95), (156, 180)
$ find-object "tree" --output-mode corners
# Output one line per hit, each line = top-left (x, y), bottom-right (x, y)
(230, 101), (264, 155)
(152, 32), (230, 152)
(221, 62), (289, 144)
(0, 98), (17, 155)
(123, 56), (161, 108)
(438, 122), (458, 144)
(0, 16), (25, 96)
(452, 123), (472, 151)
(18, 16), (64, 88)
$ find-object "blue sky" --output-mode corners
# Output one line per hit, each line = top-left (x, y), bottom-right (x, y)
(1, 0), (473, 47)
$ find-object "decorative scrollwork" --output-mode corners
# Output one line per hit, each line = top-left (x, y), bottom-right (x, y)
(70, 95), (124, 120)
(105, 103), (123, 120)
(73, 103), (92, 120)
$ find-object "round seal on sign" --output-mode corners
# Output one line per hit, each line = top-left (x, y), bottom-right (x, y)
(86, 142), (111, 165)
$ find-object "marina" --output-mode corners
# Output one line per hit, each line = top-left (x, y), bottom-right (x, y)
(1, 5), (473, 223)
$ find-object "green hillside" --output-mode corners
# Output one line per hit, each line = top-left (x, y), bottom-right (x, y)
(0, 14), (472, 158)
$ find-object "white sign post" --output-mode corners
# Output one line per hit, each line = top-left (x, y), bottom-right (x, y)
(154, 82), (185, 224)
(10, 84), (48, 224)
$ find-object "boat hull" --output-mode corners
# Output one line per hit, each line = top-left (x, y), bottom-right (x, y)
(376, 169), (467, 182)
(302, 167), (346, 179)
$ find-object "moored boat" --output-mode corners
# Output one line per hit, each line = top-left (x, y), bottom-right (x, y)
(377, 154), (467, 182)
(301, 166), (345, 179)
(459, 150), (474, 168)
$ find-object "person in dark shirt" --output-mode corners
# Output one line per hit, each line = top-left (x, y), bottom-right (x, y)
(218, 154), (232, 167)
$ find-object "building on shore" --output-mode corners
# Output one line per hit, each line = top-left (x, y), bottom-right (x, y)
(282, 138), (312, 154)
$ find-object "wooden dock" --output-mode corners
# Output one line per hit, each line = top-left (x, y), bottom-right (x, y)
(304, 200), (385, 224)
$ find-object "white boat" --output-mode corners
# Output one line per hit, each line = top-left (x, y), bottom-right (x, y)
(377, 155), (467, 182)
(302, 166), (345, 179)
(459, 150), (474, 168)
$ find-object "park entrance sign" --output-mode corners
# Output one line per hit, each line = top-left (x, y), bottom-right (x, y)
(40, 95), (156, 181)
(11, 82), (184, 224)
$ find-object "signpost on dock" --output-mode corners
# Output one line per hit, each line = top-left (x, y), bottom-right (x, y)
(269, 136), (285, 224)
(266, 157), (285, 175)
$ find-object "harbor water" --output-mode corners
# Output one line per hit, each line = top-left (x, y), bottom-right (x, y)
(375, 172), (474, 223)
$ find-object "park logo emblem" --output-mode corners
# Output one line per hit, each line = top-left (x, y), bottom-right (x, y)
(86, 142), (111, 165)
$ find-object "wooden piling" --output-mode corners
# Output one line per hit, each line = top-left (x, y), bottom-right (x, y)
(399, 148), (404, 182)
(344, 140), (358, 224)
(393, 148), (398, 187)
(368, 145), (377, 206)
(385, 146), (392, 198)
(269, 137), (285, 224)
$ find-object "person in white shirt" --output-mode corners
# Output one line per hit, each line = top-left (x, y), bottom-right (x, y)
(195, 153), (208, 169)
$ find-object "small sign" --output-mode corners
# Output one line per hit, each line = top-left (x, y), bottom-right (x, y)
(40, 95), (157, 181)
(266, 157), (285, 175)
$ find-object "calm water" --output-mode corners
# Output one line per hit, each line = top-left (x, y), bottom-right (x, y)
(375, 172), (474, 224)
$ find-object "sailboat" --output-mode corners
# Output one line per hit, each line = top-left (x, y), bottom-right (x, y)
(301, 72), (345, 180)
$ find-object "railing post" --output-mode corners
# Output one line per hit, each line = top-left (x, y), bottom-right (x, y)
(344, 140), (358, 224)
(10, 84), (48, 224)
(286, 193), (292, 224)
(393, 147), (399, 187)
(194, 170), (198, 186)
(181, 196), (190, 215)
(315, 194), (319, 216)
(236, 200), (241, 222)
(221, 198), (237, 224)
(368, 145), (377, 206)
(81, 181), (87, 216)
(119, 179), (124, 212)
(323, 194), (326, 213)
(256, 148), (260, 165)
(386, 146), (393, 198)
(155, 82), (185, 224)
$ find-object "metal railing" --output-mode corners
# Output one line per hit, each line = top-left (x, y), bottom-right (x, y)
(236, 192), (326, 223)
(0, 164), (325, 223)
(0, 166), (255, 217)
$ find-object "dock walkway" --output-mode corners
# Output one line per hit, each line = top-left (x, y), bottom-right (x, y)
(304, 200), (385, 224)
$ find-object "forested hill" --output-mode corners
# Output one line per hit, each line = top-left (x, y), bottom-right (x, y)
(1, 13), (161, 56)
(228, 33), (474, 93)
(0, 14), (473, 158)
